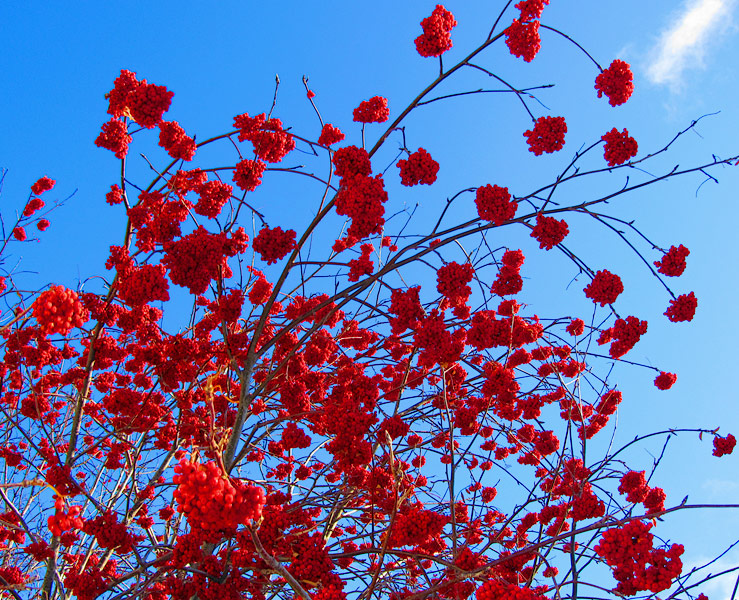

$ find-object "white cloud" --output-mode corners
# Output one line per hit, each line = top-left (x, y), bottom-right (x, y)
(646, 0), (735, 87)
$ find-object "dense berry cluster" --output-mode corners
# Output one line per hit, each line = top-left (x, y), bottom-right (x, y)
(252, 226), (297, 264)
(595, 59), (634, 106)
(524, 116), (567, 155)
(116, 264), (170, 306)
(47, 497), (84, 537)
(232, 159), (266, 192)
(713, 434), (737, 457)
(233, 112), (295, 163)
(31, 176), (56, 195)
(601, 127), (638, 166)
(352, 96), (389, 123)
(95, 119), (132, 159)
(530, 213), (569, 249)
(415, 5), (457, 57)
(664, 292), (697, 322)
(654, 371), (677, 390)
(505, 19), (541, 62)
(599, 315), (648, 359)
(594, 520), (684, 594)
(32, 286), (89, 335)
(516, 0), (549, 21)
(475, 184), (518, 225)
(194, 180), (233, 219)
(173, 459), (265, 531)
(158, 120), (197, 161)
(491, 250), (525, 296)
(318, 123), (345, 147)
(106, 69), (174, 128)
(397, 148), (439, 186)
(654, 244), (689, 277)
(162, 226), (247, 295)
(584, 269), (623, 306)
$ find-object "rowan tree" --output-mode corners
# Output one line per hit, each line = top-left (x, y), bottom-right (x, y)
(1, 3), (738, 600)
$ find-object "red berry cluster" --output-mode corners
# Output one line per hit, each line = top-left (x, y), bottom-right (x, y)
(116, 264), (170, 307)
(233, 111), (295, 163)
(347, 243), (375, 281)
(31, 176), (55, 195)
(505, 19), (541, 62)
(232, 158), (266, 192)
(584, 269), (623, 306)
(397, 148), (440, 186)
(436, 261), (474, 309)
(334, 173), (388, 244)
(389, 286), (424, 333)
(664, 292), (697, 322)
(595, 59), (634, 107)
(524, 116), (567, 155)
(248, 275), (272, 305)
(475, 184), (518, 225)
(515, 0), (549, 21)
(253, 225), (297, 264)
(654, 244), (689, 277)
(599, 315), (648, 359)
(594, 520), (684, 594)
(491, 249), (525, 296)
(106, 69), (174, 128)
(414, 5), (457, 58)
(530, 212), (569, 249)
(333, 145), (372, 179)
(95, 119), (132, 159)
(23, 196), (45, 217)
(654, 371), (677, 390)
(566, 318), (585, 336)
(172, 459), (265, 531)
(194, 180), (233, 219)
(713, 434), (737, 457)
(162, 226), (247, 295)
(32, 285), (89, 336)
(158, 120), (196, 161)
(618, 471), (666, 513)
(47, 497), (83, 537)
(318, 123), (345, 147)
(601, 127), (638, 166)
(353, 96), (389, 123)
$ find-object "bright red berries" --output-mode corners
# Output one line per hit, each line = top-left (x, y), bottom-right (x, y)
(106, 69), (174, 128)
(252, 225), (298, 264)
(232, 159), (266, 192)
(505, 19), (541, 62)
(475, 184), (518, 225)
(654, 244), (689, 277)
(334, 145), (372, 179)
(713, 434), (736, 457)
(353, 96), (389, 123)
(47, 497), (83, 537)
(530, 213), (569, 249)
(516, 0), (549, 21)
(95, 119), (132, 159)
(318, 123), (345, 147)
(32, 286), (89, 335)
(664, 292), (697, 322)
(158, 121), (196, 161)
(584, 269), (624, 306)
(173, 459), (265, 530)
(397, 148), (439, 186)
(654, 371), (677, 390)
(233, 111), (295, 163)
(415, 5), (457, 58)
(491, 249), (525, 296)
(602, 127), (638, 166)
(566, 318), (585, 336)
(12, 227), (26, 241)
(524, 116), (567, 155)
(31, 176), (55, 195)
(595, 59), (634, 106)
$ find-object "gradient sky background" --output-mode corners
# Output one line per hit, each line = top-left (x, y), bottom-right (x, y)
(2, 1), (739, 596)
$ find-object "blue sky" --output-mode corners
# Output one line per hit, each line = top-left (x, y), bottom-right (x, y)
(2, 1), (739, 595)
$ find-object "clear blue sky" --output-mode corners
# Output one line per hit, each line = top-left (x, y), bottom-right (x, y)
(3, 1), (739, 596)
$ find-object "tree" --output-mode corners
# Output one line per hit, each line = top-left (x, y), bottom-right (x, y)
(0, 2), (738, 599)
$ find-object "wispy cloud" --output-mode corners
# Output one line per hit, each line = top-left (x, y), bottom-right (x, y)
(646, 0), (735, 87)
